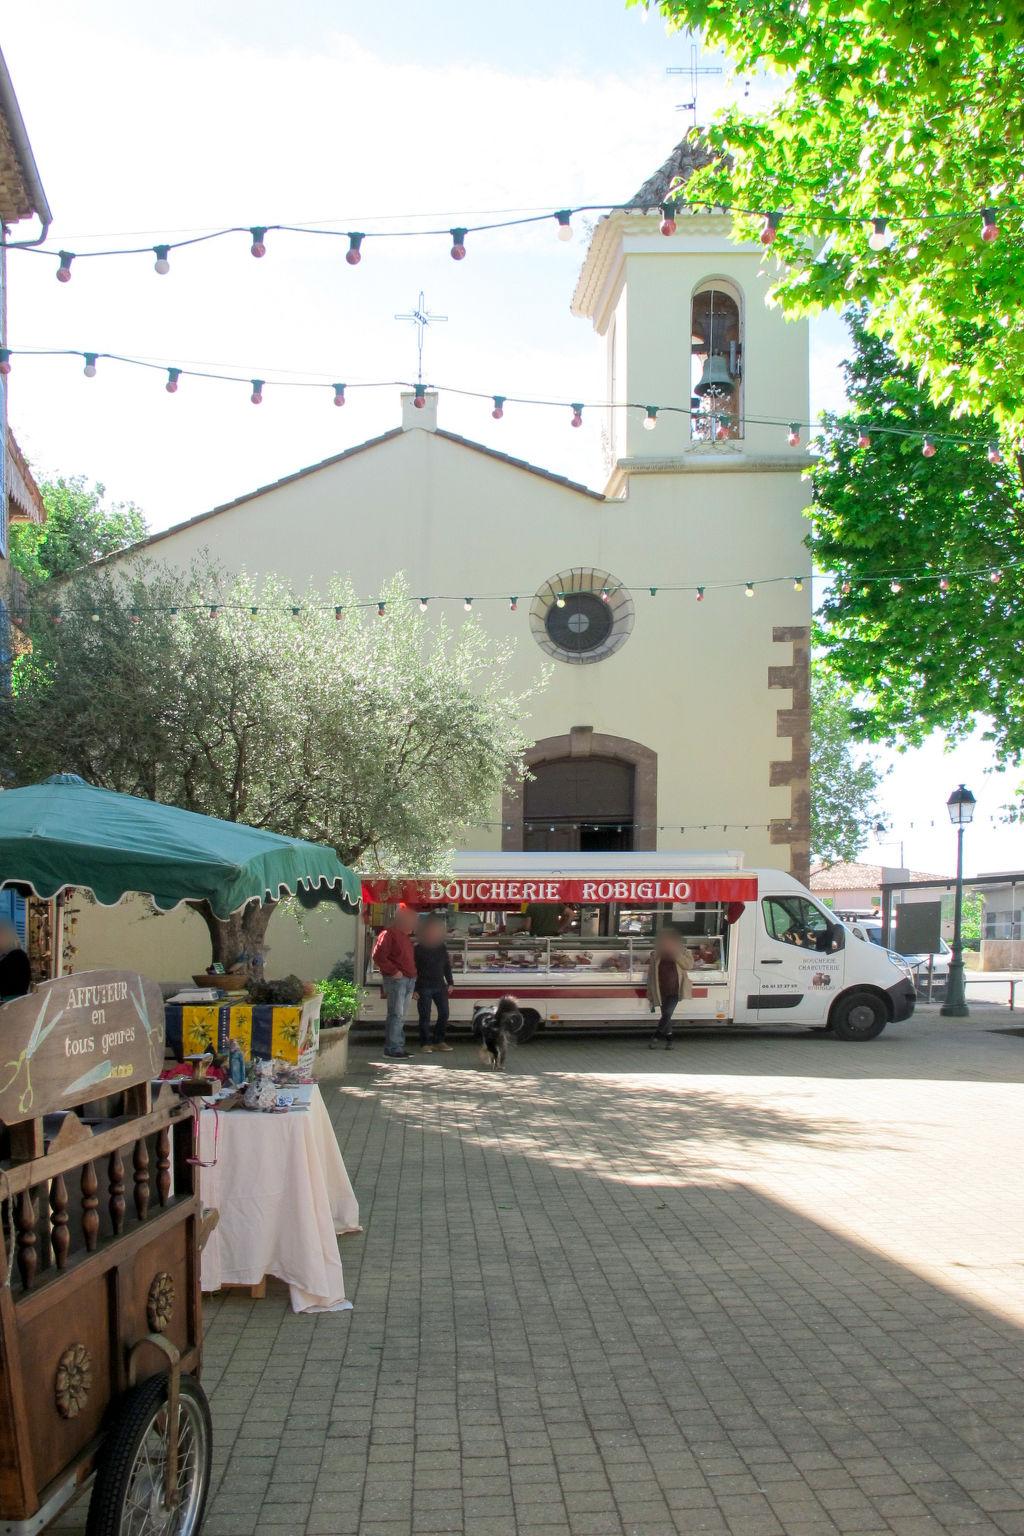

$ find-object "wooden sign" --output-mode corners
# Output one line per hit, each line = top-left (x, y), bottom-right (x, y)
(0, 971), (166, 1124)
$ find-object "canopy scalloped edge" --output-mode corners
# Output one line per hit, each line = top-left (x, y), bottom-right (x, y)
(0, 873), (360, 918)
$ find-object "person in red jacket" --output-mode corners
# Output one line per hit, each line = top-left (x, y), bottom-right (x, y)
(372, 906), (418, 1059)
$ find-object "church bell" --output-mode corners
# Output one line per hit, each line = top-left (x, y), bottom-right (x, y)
(693, 354), (734, 399)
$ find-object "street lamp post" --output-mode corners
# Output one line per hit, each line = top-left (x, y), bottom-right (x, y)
(940, 784), (976, 1018)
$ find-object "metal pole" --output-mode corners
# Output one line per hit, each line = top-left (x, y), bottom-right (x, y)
(941, 824), (969, 1017)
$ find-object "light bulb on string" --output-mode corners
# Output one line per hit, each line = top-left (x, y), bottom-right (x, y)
(509, 596), (518, 612)
(419, 597), (429, 613)
(0, 350), (11, 377)
(554, 210), (573, 241)
(129, 611), (141, 625)
(169, 607), (179, 621)
(857, 429), (871, 448)
(492, 396), (505, 420)
(249, 227), (267, 258)
(745, 582), (755, 598)
(463, 597), (473, 611)
(250, 605), (259, 617)
(890, 579), (902, 593)
(56, 251), (74, 283)
(250, 379), (264, 405)
(793, 577), (804, 592)
(413, 384), (427, 410)
(939, 576), (950, 593)
(759, 212), (780, 246)
(83, 353), (98, 378)
(208, 604), (219, 619)
(165, 367), (181, 394)
(868, 217), (894, 251)
(659, 202), (677, 237)
(290, 605), (301, 617)
(346, 233), (364, 265)
(153, 245), (171, 275)
(841, 580), (852, 595)
(91, 610), (100, 622)
(643, 407), (658, 431)
(981, 208), (999, 242)
(333, 383), (346, 407)
(787, 423), (801, 447)
(334, 606), (344, 621)
(922, 436), (937, 457)
(716, 414), (731, 441)
(988, 442), (1002, 464)
(991, 569), (1003, 584)
(695, 586), (705, 602)
(570, 404), (583, 428)
(600, 588), (611, 603)
(450, 228), (468, 261)
(377, 600), (386, 616)
(649, 587), (658, 597)
(555, 593), (566, 608)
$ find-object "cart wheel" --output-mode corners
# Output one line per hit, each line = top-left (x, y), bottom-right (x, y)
(86, 1373), (212, 1536)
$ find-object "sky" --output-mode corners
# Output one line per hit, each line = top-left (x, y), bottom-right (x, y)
(3, 1), (1021, 878)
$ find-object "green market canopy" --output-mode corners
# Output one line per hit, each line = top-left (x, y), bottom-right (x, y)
(0, 775), (360, 918)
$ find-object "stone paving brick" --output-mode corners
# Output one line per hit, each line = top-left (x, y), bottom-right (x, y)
(50, 1013), (1024, 1535)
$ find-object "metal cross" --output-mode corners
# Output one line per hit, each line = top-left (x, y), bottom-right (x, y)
(394, 291), (448, 385)
(666, 42), (723, 130)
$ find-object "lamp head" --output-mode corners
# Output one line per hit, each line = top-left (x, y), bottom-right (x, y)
(946, 784), (976, 826)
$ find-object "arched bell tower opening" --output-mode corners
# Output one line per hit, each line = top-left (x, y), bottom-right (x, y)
(691, 280), (743, 439)
(502, 728), (658, 852)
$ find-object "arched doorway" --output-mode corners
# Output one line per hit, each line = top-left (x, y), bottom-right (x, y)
(524, 758), (634, 851)
(502, 728), (658, 852)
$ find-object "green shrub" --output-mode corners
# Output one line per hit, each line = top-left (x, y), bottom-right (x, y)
(317, 977), (363, 1023)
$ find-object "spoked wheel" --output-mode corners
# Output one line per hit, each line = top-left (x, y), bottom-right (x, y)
(86, 1373), (212, 1536)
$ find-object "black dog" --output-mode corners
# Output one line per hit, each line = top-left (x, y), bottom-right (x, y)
(475, 995), (522, 1071)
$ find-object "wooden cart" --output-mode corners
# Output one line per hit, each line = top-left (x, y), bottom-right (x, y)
(0, 971), (213, 1536)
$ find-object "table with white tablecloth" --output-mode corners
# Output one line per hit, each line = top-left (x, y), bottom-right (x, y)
(199, 1084), (360, 1313)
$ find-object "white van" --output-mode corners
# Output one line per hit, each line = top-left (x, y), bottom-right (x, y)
(357, 853), (916, 1042)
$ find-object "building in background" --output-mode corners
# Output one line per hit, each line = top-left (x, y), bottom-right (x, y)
(77, 140), (814, 977)
(979, 873), (1024, 971)
(0, 46), (51, 684)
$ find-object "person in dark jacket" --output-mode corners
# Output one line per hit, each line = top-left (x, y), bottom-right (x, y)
(0, 920), (31, 1003)
(645, 927), (692, 1050)
(414, 916), (454, 1053)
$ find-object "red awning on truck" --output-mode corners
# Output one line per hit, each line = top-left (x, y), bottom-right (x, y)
(360, 875), (758, 907)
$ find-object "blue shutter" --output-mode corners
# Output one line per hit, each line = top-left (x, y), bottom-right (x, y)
(0, 887), (27, 947)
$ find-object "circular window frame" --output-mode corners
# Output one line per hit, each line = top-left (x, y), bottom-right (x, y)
(530, 568), (635, 666)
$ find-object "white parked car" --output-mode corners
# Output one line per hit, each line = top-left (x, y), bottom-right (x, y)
(846, 919), (950, 994)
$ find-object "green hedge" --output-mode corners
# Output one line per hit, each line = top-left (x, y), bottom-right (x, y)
(317, 977), (363, 1023)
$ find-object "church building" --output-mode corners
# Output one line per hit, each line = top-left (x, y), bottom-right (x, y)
(75, 141), (813, 979)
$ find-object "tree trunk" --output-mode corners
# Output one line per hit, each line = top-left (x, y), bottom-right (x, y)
(189, 900), (276, 979)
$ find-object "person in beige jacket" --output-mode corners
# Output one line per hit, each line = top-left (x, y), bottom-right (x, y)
(645, 928), (693, 1050)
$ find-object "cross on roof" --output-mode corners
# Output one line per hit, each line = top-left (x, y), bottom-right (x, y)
(394, 291), (448, 385)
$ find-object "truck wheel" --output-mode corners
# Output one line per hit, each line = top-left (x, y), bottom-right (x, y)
(514, 1009), (541, 1044)
(87, 1373), (212, 1536)
(830, 991), (888, 1042)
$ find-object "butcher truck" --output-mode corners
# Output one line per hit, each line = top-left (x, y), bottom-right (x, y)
(356, 852), (916, 1042)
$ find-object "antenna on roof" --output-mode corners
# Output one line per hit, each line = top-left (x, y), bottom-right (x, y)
(666, 42), (722, 130)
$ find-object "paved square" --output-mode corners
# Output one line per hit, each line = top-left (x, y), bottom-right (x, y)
(95, 1012), (1024, 1534)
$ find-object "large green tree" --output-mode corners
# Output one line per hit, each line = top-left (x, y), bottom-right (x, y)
(810, 310), (1024, 759)
(3, 563), (543, 967)
(634, 0), (1024, 448)
(10, 477), (147, 582)
(810, 664), (882, 864)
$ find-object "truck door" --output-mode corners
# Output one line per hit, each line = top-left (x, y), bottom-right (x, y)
(753, 895), (846, 1024)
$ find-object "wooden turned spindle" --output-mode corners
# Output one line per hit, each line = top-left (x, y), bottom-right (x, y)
(16, 1189), (37, 1290)
(108, 1149), (126, 1235)
(81, 1161), (99, 1251)
(156, 1128), (171, 1207)
(50, 1174), (70, 1269)
(133, 1138), (150, 1221)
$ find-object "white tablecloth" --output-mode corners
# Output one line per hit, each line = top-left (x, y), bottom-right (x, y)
(199, 1085), (360, 1313)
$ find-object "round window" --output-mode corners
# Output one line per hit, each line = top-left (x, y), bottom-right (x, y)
(531, 570), (634, 666)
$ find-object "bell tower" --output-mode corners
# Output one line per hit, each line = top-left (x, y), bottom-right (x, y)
(571, 139), (813, 882)
(571, 138), (810, 484)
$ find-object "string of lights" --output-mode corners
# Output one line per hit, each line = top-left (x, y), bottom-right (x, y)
(456, 813), (1017, 833)
(22, 559), (1016, 627)
(7, 195), (1018, 279)
(0, 347), (1012, 462)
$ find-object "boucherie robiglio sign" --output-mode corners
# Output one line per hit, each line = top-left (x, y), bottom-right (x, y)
(361, 876), (758, 907)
